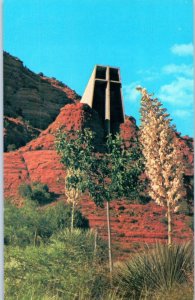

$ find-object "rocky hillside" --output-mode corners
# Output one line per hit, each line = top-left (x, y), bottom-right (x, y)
(4, 116), (41, 152)
(4, 51), (81, 150)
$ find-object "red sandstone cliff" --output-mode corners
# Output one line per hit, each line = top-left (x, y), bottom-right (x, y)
(4, 51), (81, 150)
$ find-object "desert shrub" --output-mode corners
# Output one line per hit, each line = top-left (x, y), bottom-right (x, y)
(177, 200), (193, 216)
(4, 119), (9, 128)
(51, 201), (89, 230)
(137, 194), (151, 204)
(149, 283), (194, 300)
(18, 181), (55, 205)
(4, 201), (89, 247)
(30, 181), (53, 204)
(5, 229), (109, 300)
(18, 183), (32, 198)
(7, 144), (16, 152)
(114, 242), (193, 299)
(187, 216), (194, 231)
(160, 217), (168, 225)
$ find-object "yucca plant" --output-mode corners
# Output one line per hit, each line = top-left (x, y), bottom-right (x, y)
(114, 242), (193, 299)
(137, 87), (185, 247)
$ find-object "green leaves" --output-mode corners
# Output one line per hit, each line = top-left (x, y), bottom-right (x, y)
(5, 229), (108, 300)
(18, 182), (55, 205)
(55, 128), (144, 207)
(4, 201), (89, 247)
(114, 242), (193, 299)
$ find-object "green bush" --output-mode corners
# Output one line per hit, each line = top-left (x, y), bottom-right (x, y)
(51, 201), (89, 230)
(7, 144), (16, 152)
(114, 242), (193, 299)
(18, 182), (55, 205)
(188, 216), (194, 231)
(5, 229), (109, 300)
(4, 201), (89, 247)
(18, 183), (32, 198)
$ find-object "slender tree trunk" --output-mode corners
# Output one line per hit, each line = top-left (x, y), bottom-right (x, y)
(167, 201), (172, 247)
(71, 201), (75, 232)
(106, 200), (113, 277)
(34, 229), (37, 247)
(94, 229), (97, 256)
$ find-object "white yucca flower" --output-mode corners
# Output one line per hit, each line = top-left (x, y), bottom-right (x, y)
(138, 87), (185, 246)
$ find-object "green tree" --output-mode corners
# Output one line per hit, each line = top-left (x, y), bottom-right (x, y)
(137, 87), (185, 247)
(86, 133), (143, 275)
(55, 128), (143, 276)
(55, 129), (94, 232)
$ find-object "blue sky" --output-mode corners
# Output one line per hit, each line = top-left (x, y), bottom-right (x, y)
(3, 0), (194, 136)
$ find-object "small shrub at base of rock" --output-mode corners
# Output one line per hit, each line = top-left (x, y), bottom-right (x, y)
(7, 144), (16, 152)
(18, 183), (32, 199)
(18, 181), (55, 205)
(187, 216), (194, 231)
(160, 217), (168, 225)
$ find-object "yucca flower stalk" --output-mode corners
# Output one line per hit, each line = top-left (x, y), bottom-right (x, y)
(65, 168), (82, 232)
(137, 87), (185, 247)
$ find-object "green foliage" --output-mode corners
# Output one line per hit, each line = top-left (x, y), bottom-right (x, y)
(30, 182), (53, 205)
(4, 201), (89, 247)
(86, 134), (144, 206)
(55, 128), (144, 207)
(51, 201), (89, 230)
(5, 229), (109, 300)
(187, 216), (194, 231)
(7, 144), (16, 152)
(55, 128), (95, 193)
(18, 183), (32, 198)
(18, 181), (55, 205)
(55, 128), (144, 274)
(160, 217), (168, 225)
(149, 284), (194, 300)
(4, 119), (9, 128)
(114, 242), (193, 299)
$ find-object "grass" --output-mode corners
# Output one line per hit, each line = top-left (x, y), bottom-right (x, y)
(4, 200), (193, 300)
(5, 228), (109, 300)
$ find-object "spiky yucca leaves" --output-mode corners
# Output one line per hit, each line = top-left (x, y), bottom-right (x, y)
(137, 87), (185, 246)
(114, 242), (193, 299)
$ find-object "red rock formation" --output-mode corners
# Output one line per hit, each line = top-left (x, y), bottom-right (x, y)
(4, 51), (80, 133)
(120, 116), (139, 148)
(4, 103), (104, 199)
(4, 116), (41, 152)
(19, 102), (105, 152)
(79, 198), (193, 260)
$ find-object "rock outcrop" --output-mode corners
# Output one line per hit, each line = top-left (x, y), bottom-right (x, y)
(4, 51), (81, 149)
(4, 102), (105, 199)
(4, 116), (41, 152)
